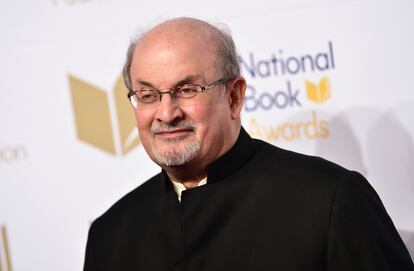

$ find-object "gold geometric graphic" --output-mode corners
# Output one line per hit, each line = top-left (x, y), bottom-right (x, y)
(305, 76), (331, 104)
(68, 75), (140, 156)
(0, 225), (13, 271)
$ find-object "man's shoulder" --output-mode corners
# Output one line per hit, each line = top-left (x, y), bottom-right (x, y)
(248, 138), (374, 212)
(92, 172), (163, 227)
(251, 138), (351, 186)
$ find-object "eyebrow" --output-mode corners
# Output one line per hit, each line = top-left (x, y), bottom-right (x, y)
(174, 75), (200, 87)
(135, 74), (201, 90)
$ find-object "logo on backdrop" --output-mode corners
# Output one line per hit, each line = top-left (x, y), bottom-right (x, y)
(0, 145), (27, 164)
(239, 41), (335, 142)
(52, 0), (112, 7)
(0, 224), (13, 271)
(306, 76), (331, 104)
(68, 75), (140, 156)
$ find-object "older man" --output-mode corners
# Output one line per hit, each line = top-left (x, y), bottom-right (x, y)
(84, 17), (414, 271)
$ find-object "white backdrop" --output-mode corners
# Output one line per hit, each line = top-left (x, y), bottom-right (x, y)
(0, 0), (413, 270)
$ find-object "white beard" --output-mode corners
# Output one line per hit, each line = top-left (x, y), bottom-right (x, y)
(151, 137), (201, 166)
(150, 120), (200, 166)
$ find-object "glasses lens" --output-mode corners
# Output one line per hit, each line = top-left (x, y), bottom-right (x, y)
(130, 88), (162, 109)
(175, 84), (201, 99)
(138, 90), (159, 103)
(129, 93), (158, 109)
(129, 94), (139, 108)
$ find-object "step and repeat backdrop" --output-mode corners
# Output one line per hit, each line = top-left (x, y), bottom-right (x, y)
(1, 0), (413, 270)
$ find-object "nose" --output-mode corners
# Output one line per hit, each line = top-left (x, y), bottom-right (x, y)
(154, 92), (184, 124)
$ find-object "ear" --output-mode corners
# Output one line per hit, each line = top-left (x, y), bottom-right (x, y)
(226, 76), (246, 119)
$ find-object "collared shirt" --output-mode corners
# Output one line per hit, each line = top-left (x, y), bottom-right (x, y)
(171, 178), (207, 202)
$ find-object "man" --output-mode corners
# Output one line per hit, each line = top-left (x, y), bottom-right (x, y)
(84, 17), (414, 271)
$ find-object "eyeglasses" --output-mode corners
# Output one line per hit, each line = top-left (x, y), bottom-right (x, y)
(127, 78), (230, 110)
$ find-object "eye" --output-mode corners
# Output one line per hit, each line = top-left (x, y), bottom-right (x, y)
(137, 88), (159, 103)
(175, 84), (199, 98)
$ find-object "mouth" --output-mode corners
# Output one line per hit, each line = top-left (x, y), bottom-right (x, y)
(154, 128), (195, 139)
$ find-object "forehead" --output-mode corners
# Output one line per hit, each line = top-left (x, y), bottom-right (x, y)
(130, 29), (218, 86)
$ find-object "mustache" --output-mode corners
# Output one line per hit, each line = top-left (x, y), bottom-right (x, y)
(151, 120), (197, 135)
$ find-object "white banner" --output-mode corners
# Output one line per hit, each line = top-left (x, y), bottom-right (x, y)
(1, 0), (413, 270)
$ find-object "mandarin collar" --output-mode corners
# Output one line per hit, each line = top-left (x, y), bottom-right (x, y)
(206, 127), (256, 183)
(161, 127), (256, 189)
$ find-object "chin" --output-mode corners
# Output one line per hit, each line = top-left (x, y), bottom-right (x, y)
(151, 141), (201, 167)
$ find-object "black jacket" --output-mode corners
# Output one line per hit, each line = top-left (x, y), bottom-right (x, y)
(84, 128), (414, 271)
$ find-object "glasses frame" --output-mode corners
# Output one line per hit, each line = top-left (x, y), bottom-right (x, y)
(127, 77), (232, 109)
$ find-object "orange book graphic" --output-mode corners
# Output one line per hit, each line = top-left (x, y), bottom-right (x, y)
(68, 75), (140, 156)
(305, 76), (331, 104)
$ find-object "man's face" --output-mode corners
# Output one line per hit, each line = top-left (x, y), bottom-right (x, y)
(130, 32), (234, 169)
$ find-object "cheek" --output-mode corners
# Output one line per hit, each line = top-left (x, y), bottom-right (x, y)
(134, 110), (154, 135)
(185, 104), (228, 139)
(183, 105), (212, 129)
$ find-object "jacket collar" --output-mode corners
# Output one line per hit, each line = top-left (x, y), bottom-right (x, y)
(161, 127), (256, 188)
(207, 127), (256, 183)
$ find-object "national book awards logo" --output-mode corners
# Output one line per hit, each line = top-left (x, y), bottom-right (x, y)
(68, 75), (140, 156)
(239, 41), (335, 142)
(0, 225), (13, 271)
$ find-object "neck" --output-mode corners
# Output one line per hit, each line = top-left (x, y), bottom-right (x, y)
(163, 164), (207, 189)
(162, 124), (242, 188)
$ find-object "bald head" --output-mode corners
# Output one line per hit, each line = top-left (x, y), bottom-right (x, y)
(122, 17), (240, 92)
(143, 17), (221, 43)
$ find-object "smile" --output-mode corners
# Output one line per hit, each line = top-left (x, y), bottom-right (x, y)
(154, 129), (194, 139)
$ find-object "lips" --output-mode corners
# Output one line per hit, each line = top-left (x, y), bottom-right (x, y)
(151, 120), (197, 137)
(154, 128), (194, 139)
